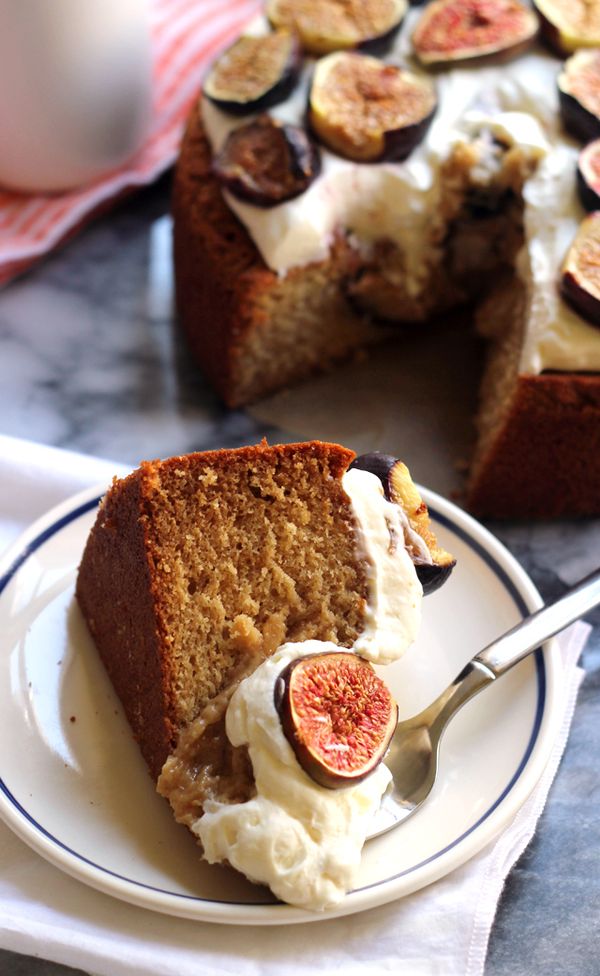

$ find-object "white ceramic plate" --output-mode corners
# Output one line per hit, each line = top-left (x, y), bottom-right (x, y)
(0, 485), (563, 925)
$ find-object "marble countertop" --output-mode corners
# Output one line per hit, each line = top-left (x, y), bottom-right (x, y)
(0, 174), (598, 976)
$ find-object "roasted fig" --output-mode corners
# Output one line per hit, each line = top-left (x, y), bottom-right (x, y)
(274, 651), (398, 789)
(558, 50), (600, 144)
(350, 453), (456, 594)
(560, 213), (600, 327)
(412, 0), (539, 67)
(266, 0), (407, 56)
(578, 140), (600, 212)
(203, 30), (302, 116)
(533, 0), (600, 56)
(212, 115), (320, 207)
(308, 51), (436, 162)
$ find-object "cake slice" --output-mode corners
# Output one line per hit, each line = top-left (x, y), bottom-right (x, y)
(76, 440), (453, 908)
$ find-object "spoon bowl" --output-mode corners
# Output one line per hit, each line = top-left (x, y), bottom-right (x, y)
(367, 567), (600, 840)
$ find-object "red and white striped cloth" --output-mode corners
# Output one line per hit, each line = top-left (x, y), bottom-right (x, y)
(0, 0), (260, 289)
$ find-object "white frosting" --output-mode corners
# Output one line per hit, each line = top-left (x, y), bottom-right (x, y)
(342, 467), (422, 664)
(197, 641), (391, 911)
(196, 466), (424, 910)
(201, 13), (600, 375)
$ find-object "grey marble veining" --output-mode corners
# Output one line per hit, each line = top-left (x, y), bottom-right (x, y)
(0, 175), (599, 976)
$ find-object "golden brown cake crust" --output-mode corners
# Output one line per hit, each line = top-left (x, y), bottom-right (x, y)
(467, 373), (600, 518)
(76, 440), (369, 780)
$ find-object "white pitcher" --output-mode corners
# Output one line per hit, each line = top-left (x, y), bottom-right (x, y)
(0, 0), (152, 193)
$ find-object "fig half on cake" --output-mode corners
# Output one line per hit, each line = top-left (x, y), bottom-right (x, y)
(577, 140), (600, 212)
(350, 452), (456, 594)
(203, 30), (302, 116)
(308, 51), (437, 162)
(558, 50), (600, 144)
(560, 213), (600, 327)
(534, 0), (600, 56)
(212, 115), (320, 206)
(266, 0), (407, 56)
(412, 0), (539, 67)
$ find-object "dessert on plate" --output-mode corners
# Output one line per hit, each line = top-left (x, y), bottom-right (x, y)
(76, 440), (454, 909)
(172, 0), (600, 518)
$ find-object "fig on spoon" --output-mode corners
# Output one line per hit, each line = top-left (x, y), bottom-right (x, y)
(275, 651), (397, 789)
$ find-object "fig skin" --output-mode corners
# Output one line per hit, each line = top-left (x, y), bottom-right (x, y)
(412, 0), (539, 68)
(349, 452), (456, 594)
(558, 50), (600, 144)
(266, 0), (408, 57)
(308, 51), (437, 163)
(274, 651), (398, 789)
(533, 0), (600, 56)
(212, 116), (320, 207)
(577, 140), (600, 212)
(203, 31), (302, 117)
(560, 213), (600, 328)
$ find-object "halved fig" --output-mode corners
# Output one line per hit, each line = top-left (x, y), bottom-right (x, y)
(560, 213), (600, 327)
(266, 0), (407, 56)
(308, 51), (436, 162)
(558, 50), (600, 144)
(412, 0), (539, 67)
(578, 140), (600, 212)
(350, 453), (456, 594)
(274, 651), (398, 789)
(533, 0), (600, 56)
(212, 115), (320, 207)
(203, 31), (302, 116)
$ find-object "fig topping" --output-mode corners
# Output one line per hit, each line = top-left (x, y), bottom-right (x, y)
(266, 0), (408, 56)
(275, 651), (398, 788)
(558, 50), (600, 144)
(412, 0), (539, 67)
(203, 30), (302, 116)
(577, 140), (600, 212)
(560, 213), (600, 327)
(308, 51), (437, 162)
(533, 0), (600, 56)
(212, 115), (320, 207)
(350, 452), (456, 594)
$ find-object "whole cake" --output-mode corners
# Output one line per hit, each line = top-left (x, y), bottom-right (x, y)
(172, 0), (600, 518)
(75, 439), (454, 909)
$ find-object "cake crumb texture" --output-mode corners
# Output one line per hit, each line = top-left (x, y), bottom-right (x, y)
(75, 441), (368, 779)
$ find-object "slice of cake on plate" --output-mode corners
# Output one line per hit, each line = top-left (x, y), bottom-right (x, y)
(76, 440), (454, 909)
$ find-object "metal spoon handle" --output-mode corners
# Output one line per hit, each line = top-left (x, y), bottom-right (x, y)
(474, 566), (600, 678)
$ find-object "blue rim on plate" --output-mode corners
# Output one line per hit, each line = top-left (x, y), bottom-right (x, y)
(0, 487), (552, 923)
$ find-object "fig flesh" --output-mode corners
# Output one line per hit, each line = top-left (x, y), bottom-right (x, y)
(212, 115), (320, 207)
(203, 30), (302, 116)
(266, 0), (408, 56)
(560, 213), (600, 327)
(577, 140), (600, 212)
(350, 452), (456, 594)
(308, 51), (437, 162)
(558, 50), (600, 144)
(412, 0), (539, 67)
(533, 0), (600, 56)
(274, 651), (398, 789)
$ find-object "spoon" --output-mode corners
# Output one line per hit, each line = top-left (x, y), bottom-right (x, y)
(367, 567), (600, 840)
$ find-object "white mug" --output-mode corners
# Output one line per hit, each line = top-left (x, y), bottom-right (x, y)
(0, 0), (153, 193)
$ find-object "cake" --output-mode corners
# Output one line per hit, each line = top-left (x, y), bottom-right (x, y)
(75, 439), (454, 908)
(172, 0), (600, 518)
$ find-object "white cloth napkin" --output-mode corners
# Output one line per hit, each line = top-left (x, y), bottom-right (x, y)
(0, 434), (588, 976)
